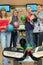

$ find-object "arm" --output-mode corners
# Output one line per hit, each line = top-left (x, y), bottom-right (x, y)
(0, 26), (6, 28)
(8, 16), (12, 24)
(31, 11), (38, 15)
(38, 16), (43, 20)
(30, 15), (35, 21)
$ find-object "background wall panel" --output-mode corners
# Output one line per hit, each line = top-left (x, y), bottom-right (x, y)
(0, 0), (43, 5)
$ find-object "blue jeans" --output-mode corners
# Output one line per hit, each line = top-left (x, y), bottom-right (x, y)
(10, 31), (18, 47)
(0, 31), (11, 65)
(34, 32), (42, 46)
(26, 30), (35, 47)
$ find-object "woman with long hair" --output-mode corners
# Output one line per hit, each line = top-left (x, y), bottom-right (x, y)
(0, 8), (11, 65)
(10, 9), (19, 47)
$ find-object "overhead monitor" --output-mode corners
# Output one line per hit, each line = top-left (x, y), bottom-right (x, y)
(0, 4), (10, 12)
(26, 4), (37, 11)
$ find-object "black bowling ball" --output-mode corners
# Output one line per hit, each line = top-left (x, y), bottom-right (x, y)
(32, 15), (38, 22)
(19, 38), (26, 48)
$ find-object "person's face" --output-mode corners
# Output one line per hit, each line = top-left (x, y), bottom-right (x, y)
(1, 10), (6, 16)
(37, 5), (41, 13)
(13, 11), (18, 16)
(26, 7), (32, 13)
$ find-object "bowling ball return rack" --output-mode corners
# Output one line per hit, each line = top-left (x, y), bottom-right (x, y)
(3, 46), (43, 65)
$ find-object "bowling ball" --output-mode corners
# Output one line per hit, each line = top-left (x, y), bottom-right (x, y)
(25, 44), (32, 51)
(13, 22), (19, 28)
(19, 38), (26, 48)
(26, 14), (31, 21)
(7, 24), (14, 32)
(21, 15), (26, 21)
(26, 48), (32, 56)
(26, 14), (37, 23)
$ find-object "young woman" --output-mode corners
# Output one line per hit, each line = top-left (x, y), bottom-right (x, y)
(0, 8), (11, 65)
(10, 9), (19, 47)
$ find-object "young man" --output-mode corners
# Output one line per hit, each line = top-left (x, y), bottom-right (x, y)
(25, 6), (35, 48)
(37, 5), (43, 46)
(33, 5), (43, 46)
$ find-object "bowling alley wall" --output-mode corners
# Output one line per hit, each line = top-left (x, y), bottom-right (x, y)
(0, 0), (43, 22)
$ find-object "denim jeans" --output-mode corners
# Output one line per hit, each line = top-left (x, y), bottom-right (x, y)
(0, 33), (1, 43)
(10, 31), (18, 47)
(26, 30), (35, 48)
(34, 32), (42, 47)
(0, 31), (11, 65)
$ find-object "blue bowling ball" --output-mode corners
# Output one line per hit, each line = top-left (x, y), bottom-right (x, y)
(7, 24), (14, 32)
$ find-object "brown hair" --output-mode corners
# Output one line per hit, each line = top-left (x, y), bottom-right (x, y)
(13, 9), (18, 13)
(1, 8), (8, 18)
(0, 9), (2, 18)
(13, 9), (18, 15)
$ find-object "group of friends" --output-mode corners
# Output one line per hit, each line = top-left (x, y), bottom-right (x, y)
(0, 4), (43, 65)
(25, 5), (43, 48)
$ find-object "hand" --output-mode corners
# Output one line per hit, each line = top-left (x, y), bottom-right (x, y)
(30, 15), (35, 21)
(38, 16), (43, 20)
(0, 26), (6, 28)
(15, 28), (17, 30)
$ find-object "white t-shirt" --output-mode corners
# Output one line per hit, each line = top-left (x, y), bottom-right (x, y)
(33, 12), (43, 32)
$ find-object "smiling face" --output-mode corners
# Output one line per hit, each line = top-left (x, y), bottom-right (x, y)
(37, 5), (41, 13)
(1, 8), (7, 18)
(13, 10), (18, 17)
(1, 8), (6, 16)
(26, 6), (32, 13)
(1, 10), (6, 16)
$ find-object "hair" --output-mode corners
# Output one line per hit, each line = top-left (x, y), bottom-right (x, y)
(37, 5), (41, 7)
(13, 9), (18, 16)
(0, 9), (2, 18)
(37, 5), (41, 9)
(1, 8), (8, 18)
(26, 6), (32, 11)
